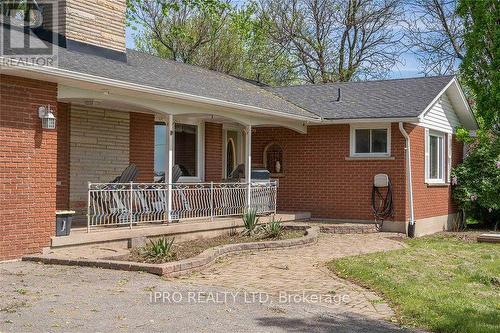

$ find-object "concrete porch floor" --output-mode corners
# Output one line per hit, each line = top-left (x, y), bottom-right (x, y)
(50, 212), (311, 249)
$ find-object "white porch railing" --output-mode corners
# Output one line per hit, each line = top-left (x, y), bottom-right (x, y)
(87, 181), (278, 231)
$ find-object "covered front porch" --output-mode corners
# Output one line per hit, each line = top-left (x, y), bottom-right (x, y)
(56, 85), (309, 234)
(87, 180), (279, 231)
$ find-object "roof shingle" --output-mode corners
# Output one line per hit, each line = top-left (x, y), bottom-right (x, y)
(267, 76), (454, 120)
(56, 48), (318, 119)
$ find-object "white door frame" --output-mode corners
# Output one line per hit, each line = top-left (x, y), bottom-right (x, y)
(222, 124), (244, 178)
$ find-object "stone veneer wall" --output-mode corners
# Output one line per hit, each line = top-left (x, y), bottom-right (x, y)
(69, 106), (130, 222)
(45, 0), (126, 52)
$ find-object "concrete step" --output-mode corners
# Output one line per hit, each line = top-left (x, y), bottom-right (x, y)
(50, 211), (311, 249)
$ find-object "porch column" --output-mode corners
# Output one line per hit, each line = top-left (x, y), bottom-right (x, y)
(166, 114), (174, 222)
(245, 125), (252, 210)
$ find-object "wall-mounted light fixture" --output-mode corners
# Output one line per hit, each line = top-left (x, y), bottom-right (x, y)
(38, 104), (56, 129)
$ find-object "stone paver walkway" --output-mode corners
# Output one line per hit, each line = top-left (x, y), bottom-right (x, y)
(176, 232), (406, 321)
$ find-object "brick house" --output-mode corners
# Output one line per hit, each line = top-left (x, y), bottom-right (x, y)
(0, 1), (477, 260)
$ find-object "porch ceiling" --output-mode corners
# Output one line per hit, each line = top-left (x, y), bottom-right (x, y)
(58, 85), (309, 133)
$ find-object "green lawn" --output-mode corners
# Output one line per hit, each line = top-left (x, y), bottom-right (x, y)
(328, 234), (500, 333)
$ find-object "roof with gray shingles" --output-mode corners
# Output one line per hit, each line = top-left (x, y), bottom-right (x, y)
(56, 48), (318, 119)
(267, 76), (454, 120)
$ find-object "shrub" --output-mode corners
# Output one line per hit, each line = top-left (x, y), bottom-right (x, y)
(142, 237), (175, 261)
(260, 216), (284, 238)
(452, 128), (500, 229)
(242, 209), (259, 236)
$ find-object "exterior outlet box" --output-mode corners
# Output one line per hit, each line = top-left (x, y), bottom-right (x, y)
(374, 174), (389, 188)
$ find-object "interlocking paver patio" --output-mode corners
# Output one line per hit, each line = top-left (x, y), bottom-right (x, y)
(177, 232), (406, 320)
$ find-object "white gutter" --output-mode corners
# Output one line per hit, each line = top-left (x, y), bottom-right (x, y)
(0, 58), (321, 123)
(398, 122), (415, 237)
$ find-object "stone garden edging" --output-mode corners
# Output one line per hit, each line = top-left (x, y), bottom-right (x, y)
(23, 226), (319, 277)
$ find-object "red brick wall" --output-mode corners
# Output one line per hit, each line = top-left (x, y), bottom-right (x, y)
(130, 112), (154, 182)
(204, 122), (223, 181)
(252, 124), (407, 222)
(0, 75), (58, 260)
(56, 102), (70, 210)
(406, 124), (463, 220)
(175, 129), (197, 177)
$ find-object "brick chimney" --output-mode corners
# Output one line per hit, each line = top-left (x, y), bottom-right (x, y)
(43, 0), (126, 55)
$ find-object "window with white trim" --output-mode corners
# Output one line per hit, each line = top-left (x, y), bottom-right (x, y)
(154, 123), (166, 177)
(174, 123), (198, 177)
(154, 121), (204, 180)
(425, 129), (447, 183)
(350, 124), (391, 157)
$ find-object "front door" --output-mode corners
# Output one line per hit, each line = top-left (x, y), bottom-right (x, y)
(224, 129), (243, 178)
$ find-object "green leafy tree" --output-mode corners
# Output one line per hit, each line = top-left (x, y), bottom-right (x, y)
(127, 0), (298, 85)
(452, 127), (500, 229)
(457, 0), (499, 129)
(127, 0), (232, 63)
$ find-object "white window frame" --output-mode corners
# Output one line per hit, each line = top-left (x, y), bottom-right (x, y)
(425, 129), (446, 184)
(174, 120), (204, 183)
(350, 123), (391, 157)
(153, 118), (205, 183)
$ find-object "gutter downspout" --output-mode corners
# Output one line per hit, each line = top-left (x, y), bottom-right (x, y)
(399, 122), (416, 237)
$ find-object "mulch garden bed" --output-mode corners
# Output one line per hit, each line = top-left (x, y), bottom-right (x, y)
(125, 230), (305, 264)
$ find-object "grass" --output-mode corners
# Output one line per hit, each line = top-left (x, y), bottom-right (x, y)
(328, 233), (500, 333)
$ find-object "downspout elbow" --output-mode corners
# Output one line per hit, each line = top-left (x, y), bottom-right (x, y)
(398, 122), (416, 238)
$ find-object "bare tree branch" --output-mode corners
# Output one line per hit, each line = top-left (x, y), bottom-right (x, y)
(403, 0), (464, 75)
(260, 0), (404, 83)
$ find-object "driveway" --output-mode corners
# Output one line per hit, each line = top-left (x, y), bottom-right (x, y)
(1, 233), (410, 332)
(178, 232), (406, 320)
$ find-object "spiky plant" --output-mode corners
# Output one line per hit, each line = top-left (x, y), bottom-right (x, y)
(143, 237), (175, 260)
(242, 209), (259, 236)
(260, 216), (284, 238)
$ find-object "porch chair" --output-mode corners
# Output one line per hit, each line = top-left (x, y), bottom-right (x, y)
(220, 164), (247, 215)
(139, 165), (187, 221)
(227, 164), (245, 181)
(111, 164), (139, 183)
(90, 164), (139, 226)
(110, 164), (139, 223)
(155, 164), (183, 183)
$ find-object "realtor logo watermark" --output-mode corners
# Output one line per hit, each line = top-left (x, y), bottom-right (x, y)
(149, 290), (351, 305)
(0, 0), (58, 67)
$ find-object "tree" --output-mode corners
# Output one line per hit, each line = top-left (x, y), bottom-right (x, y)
(127, 0), (298, 85)
(457, 0), (499, 129)
(452, 128), (500, 229)
(259, 0), (404, 83)
(404, 0), (464, 75)
(192, 3), (298, 85)
(127, 0), (232, 63)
